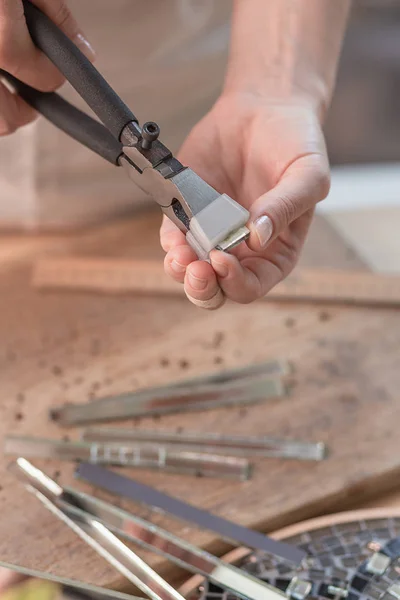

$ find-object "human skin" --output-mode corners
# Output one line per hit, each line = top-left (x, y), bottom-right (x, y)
(161, 0), (352, 309)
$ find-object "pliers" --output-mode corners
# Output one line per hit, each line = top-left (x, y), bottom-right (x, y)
(0, 1), (250, 261)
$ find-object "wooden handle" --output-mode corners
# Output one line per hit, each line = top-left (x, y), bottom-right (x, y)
(32, 257), (400, 307)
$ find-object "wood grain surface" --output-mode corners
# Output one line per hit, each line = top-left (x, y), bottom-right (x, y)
(0, 211), (399, 593)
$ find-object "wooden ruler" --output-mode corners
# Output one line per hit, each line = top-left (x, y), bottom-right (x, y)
(32, 257), (400, 307)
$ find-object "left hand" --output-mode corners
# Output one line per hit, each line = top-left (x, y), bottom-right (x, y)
(160, 91), (330, 309)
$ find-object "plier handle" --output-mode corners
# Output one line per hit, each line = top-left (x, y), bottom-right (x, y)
(1, 1), (250, 260)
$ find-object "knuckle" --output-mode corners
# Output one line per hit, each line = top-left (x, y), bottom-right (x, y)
(279, 193), (298, 225)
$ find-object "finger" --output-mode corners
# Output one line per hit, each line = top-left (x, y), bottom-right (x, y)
(0, 0), (95, 93)
(248, 153), (330, 252)
(0, 80), (36, 134)
(184, 261), (224, 310)
(212, 250), (285, 302)
(164, 244), (197, 284)
(159, 215), (186, 253)
(210, 250), (264, 304)
(32, 0), (95, 58)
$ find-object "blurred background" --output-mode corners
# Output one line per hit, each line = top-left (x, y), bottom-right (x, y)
(321, 0), (400, 272)
(0, 0), (398, 270)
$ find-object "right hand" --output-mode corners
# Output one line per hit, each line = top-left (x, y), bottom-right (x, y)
(161, 92), (330, 309)
(0, 0), (95, 135)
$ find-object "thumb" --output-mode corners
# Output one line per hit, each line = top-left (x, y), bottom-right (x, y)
(247, 153), (330, 252)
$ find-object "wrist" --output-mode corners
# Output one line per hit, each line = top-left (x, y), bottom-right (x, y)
(224, 0), (351, 124)
(223, 72), (330, 123)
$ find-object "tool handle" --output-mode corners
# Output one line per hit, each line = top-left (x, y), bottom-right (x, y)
(0, 70), (123, 165)
(22, 0), (138, 141)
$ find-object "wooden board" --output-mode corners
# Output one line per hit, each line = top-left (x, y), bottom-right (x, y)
(1, 211), (400, 592)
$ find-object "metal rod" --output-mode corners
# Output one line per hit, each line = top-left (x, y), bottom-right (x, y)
(76, 462), (306, 566)
(9, 459), (185, 600)
(82, 428), (327, 461)
(50, 375), (286, 426)
(0, 560), (144, 600)
(4, 436), (251, 481)
(57, 486), (285, 600)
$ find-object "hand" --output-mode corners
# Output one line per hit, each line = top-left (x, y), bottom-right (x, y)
(0, 0), (95, 135)
(161, 92), (330, 309)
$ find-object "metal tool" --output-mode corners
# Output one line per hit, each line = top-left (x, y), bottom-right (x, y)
(82, 429), (327, 461)
(0, 1), (250, 261)
(76, 463), (306, 565)
(4, 436), (251, 481)
(9, 460), (286, 600)
(0, 561), (144, 600)
(50, 374), (286, 427)
(10, 458), (185, 600)
(33, 258), (400, 307)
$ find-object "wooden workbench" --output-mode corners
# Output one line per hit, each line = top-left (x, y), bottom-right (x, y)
(0, 210), (399, 592)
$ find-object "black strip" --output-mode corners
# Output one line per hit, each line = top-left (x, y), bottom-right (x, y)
(76, 463), (305, 565)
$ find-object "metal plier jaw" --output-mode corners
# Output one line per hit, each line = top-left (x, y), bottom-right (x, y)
(120, 123), (250, 261)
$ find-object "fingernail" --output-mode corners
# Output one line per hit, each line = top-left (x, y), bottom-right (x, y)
(188, 272), (207, 291)
(212, 260), (229, 279)
(171, 260), (186, 274)
(74, 32), (96, 61)
(253, 215), (274, 248)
